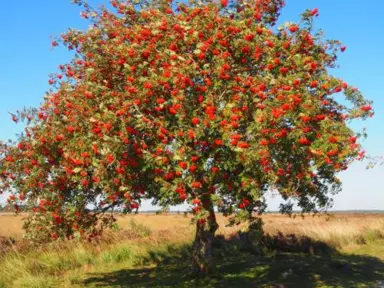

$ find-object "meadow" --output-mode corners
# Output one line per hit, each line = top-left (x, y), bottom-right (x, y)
(0, 212), (384, 287)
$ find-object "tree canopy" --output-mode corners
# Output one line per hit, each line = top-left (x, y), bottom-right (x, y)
(0, 0), (372, 264)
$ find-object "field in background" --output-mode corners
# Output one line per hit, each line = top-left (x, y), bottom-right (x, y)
(2, 212), (384, 250)
(1, 213), (384, 287)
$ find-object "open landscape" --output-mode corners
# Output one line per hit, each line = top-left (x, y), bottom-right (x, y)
(1, 213), (384, 287)
(1, 0), (383, 287)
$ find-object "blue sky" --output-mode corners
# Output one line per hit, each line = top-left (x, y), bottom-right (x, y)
(0, 0), (383, 210)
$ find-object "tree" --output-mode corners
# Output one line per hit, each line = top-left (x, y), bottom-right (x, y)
(0, 0), (373, 274)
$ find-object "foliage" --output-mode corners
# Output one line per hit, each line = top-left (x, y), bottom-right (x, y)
(0, 0), (372, 245)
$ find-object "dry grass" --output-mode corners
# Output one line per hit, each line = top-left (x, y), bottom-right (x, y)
(0, 213), (25, 238)
(2, 212), (384, 249)
(261, 213), (384, 249)
(115, 213), (384, 250)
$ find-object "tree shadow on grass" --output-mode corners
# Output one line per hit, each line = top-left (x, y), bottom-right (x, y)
(83, 233), (384, 288)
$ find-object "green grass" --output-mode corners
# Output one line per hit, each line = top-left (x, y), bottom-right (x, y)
(343, 240), (384, 260)
(2, 240), (383, 288)
(81, 252), (384, 288)
(100, 246), (133, 264)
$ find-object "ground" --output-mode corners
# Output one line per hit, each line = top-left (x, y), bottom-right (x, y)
(0, 213), (384, 287)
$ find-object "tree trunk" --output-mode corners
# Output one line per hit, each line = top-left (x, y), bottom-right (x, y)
(191, 208), (218, 276)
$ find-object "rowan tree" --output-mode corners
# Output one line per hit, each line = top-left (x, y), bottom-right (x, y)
(0, 0), (373, 274)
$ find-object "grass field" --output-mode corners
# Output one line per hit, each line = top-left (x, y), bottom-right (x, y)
(0, 213), (384, 287)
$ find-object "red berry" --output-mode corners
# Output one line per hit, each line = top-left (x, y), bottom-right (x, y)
(289, 25), (298, 33)
(191, 117), (200, 125)
(179, 161), (188, 170)
(361, 105), (372, 112)
(310, 8), (319, 16)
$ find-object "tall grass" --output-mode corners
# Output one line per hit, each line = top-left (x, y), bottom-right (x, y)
(0, 218), (194, 287)
(0, 214), (384, 287)
(279, 217), (384, 249)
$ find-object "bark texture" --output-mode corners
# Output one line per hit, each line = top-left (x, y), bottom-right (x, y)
(191, 208), (218, 276)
